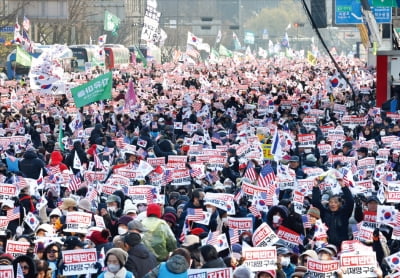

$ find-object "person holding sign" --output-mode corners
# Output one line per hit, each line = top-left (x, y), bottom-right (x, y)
(312, 174), (354, 250)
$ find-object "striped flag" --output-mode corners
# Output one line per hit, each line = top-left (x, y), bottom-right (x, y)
(7, 206), (20, 221)
(248, 205), (261, 218)
(190, 168), (202, 178)
(23, 16), (30, 31)
(94, 153), (107, 171)
(68, 173), (81, 192)
(244, 161), (258, 182)
(229, 229), (240, 244)
(179, 220), (190, 243)
(233, 190), (244, 204)
(186, 208), (205, 222)
(302, 214), (311, 229)
(206, 231), (221, 245)
(146, 187), (157, 204)
(163, 170), (173, 184)
(258, 164), (276, 188)
(86, 188), (98, 202)
(271, 130), (283, 161)
(47, 165), (61, 176)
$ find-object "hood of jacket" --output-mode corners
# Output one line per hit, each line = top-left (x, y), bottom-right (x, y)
(166, 254), (189, 274)
(130, 243), (151, 259)
(50, 151), (63, 165)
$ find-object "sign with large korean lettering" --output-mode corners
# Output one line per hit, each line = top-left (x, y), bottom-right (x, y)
(71, 72), (112, 107)
(0, 265), (13, 278)
(6, 240), (30, 258)
(188, 268), (232, 278)
(227, 217), (253, 234)
(62, 249), (97, 276)
(252, 223), (279, 247)
(307, 259), (340, 278)
(242, 246), (277, 271)
(341, 253), (377, 278)
(64, 211), (92, 234)
(204, 193), (236, 215)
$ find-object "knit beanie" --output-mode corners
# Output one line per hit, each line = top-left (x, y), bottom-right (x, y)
(162, 212), (177, 225)
(307, 207), (320, 219)
(87, 229), (110, 245)
(147, 203), (162, 218)
(118, 215), (133, 226)
(105, 248), (128, 266)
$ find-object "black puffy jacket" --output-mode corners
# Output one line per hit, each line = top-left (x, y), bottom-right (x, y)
(311, 185), (354, 249)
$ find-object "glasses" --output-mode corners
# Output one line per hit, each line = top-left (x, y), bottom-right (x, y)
(20, 265), (29, 270)
(48, 250), (58, 254)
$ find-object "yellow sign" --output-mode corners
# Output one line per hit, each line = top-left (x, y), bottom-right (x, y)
(262, 144), (273, 160)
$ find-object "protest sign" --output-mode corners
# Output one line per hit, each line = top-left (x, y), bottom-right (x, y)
(307, 259), (340, 278)
(276, 226), (302, 252)
(127, 185), (157, 204)
(227, 217), (253, 234)
(340, 252), (377, 278)
(71, 72), (112, 108)
(252, 223), (279, 247)
(242, 246), (277, 272)
(6, 240), (30, 258)
(171, 169), (191, 186)
(204, 193), (236, 215)
(188, 268), (232, 278)
(0, 265), (13, 278)
(62, 248), (97, 276)
(64, 211), (92, 234)
(0, 184), (17, 202)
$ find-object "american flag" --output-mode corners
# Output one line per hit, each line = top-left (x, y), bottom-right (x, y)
(163, 170), (173, 184)
(94, 153), (107, 171)
(7, 206), (20, 221)
(211, 133), (223, 145)
(23, 16), (30, 31)
(47, 165), (61, 176)
(229, 229), (240, 244)
(68, 173), (81, 192)
(206, 231), (221, 245)
(248, 205), (261, 218)
(146, 187), (157, 204)
(233, 189), (244, 204)
(206, 170), (220, 184)
(179, 220), (190, 243)
(186, 208), (205, 222)
(302, 215), (311, 229)
(190, 168), (202, 178)
(13, 175), (28, 189)
(86, 188), (98, 202)
(244, 161), (258, 182)
(258, 164), (276, 188)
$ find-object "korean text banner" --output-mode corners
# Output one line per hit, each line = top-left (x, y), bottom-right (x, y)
(71, 72), (112, 108)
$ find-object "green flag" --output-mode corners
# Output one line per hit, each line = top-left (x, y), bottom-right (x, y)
(58, 120), (64, 152)
(136, 46), (147, 68)
(104, 10), (121, 36)
(16, 46), (32, 66)
(372, 0), (397, 7)
(71, 72), (112, 108)
(219, 44), (233, 57)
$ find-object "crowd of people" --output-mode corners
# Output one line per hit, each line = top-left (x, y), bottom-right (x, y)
(0, 53), (396, 278)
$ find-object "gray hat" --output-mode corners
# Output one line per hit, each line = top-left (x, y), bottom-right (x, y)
(127, 220), (148, 232)
(277, 247), (292, 256)
(106, 195), (121, 204)
(289, 155), (300, 162)
(305, 154), (317, 162)
(105, 248), (128, 266)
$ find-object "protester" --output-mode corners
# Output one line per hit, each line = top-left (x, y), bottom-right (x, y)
(98, 248), (134, 278)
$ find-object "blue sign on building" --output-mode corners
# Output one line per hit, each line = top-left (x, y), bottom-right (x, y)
(335, 0), (392, 25)
(0, 26), (14, 33)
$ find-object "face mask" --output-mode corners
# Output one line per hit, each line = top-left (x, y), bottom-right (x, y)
(380, 130), (386, 136)
(36, 128), (41, 133)
(147, 152), (155, 158)
(108, 206), (117, 213)
(206, 207), (214, 214)
(281, 256), (290, 267)
(118, 227), (128, 235)
(107, 264), (120, 273)
(273, 215), (281, 224)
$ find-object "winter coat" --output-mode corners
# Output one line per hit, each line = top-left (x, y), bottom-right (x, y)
(311, 186), (354, 248)
(141, 216), (177, 262)
(143, 254), (189, 278)
(125, 243), (158, 278)
(19, 150), (47, 179)
(201, 257), (226, 269)
(98, 267), (134, 278)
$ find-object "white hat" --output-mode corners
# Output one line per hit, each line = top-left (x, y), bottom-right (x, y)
(1, 200), (14, 209)
(49, 208), (62, 217)
(123, 201), (138, 215)
(181, 235), (200, 247)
